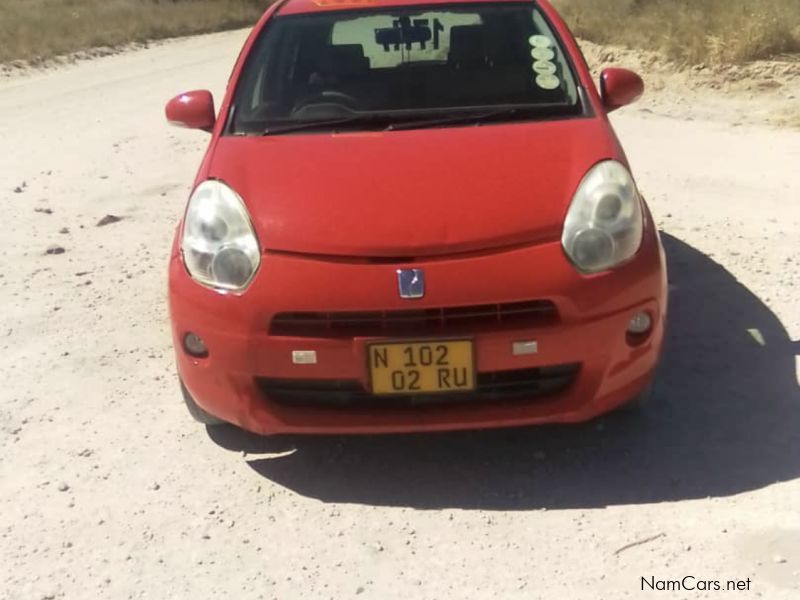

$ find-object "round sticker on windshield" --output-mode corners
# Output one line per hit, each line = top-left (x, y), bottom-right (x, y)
(528, 35), (552, 48)
(531, 47), (555, 61)
(536, 74), (560, 90)
(532, 60), (557, 75)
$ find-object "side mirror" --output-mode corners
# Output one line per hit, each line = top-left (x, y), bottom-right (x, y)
(600, 68), (644, 112)
(165, 90), (216, 132)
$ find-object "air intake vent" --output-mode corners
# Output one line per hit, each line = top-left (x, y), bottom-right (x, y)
(270, 300), (558, 337)
(256, 364), (580, 407)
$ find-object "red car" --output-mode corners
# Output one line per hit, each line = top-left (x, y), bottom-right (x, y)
(165, 0), (667, 435)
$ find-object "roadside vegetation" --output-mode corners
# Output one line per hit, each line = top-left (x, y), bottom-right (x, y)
(0, 0), (267, 63)
(555, 0), (800, 64)
(2, 0), (800, 65)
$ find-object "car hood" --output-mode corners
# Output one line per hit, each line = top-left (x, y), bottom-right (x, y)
(207, 118), (621, 258)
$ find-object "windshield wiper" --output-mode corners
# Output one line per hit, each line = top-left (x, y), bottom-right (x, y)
(384, 104), (574, 132)
(260, 103), (579, 135)
(263, 115), (387, 136)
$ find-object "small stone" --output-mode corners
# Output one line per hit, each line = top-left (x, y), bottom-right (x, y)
(45, 245), (66, 255)
(151, 482), (160, 491)
(355, 586), (365, 595)
(57, 482), (69, 492)
(96, 214), (123, 227)
(34, 207), (53, 214)
(59, 227), (69, 234)
(773, 555), (787, 564)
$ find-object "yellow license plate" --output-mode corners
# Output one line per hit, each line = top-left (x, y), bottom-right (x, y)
(368, 340), (475, 395)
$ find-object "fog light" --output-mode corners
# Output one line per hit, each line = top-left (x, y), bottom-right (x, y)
(183, 332), (208, 358)
(627, 312), (652, 335)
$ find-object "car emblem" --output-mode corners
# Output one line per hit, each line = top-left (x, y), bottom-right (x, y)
(396, 269), (424, 299)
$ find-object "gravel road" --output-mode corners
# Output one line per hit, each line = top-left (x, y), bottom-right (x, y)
(1, 29), (799, 600)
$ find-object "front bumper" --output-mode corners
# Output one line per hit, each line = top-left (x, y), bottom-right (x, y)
(168, 226), (667, 435)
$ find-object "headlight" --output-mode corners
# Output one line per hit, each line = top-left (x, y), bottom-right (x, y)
(562, 160), (643, 273)
(181, 180), (260, 291)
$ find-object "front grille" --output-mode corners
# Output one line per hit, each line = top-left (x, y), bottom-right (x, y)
(256, 364), (580, 408)
(270, 300), (558, 337)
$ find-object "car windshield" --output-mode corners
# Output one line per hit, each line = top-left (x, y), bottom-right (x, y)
(229, 2), (582, 135)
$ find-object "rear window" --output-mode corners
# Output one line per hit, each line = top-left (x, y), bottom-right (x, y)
(230, 2), (581, 134)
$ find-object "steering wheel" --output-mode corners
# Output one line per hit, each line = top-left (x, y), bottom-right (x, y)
(292, 91), (360, 116)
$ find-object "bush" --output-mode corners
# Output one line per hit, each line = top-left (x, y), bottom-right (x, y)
(0, 0), (270, 63)
(3, 0), (799, 65)
(555, 0), (800, 64)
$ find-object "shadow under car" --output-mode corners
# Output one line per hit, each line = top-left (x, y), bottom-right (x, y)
(208, 233), (800, 510)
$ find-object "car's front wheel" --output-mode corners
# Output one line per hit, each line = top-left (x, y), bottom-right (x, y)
(180, 379), (225, 425)
(617, 381), (653, 413)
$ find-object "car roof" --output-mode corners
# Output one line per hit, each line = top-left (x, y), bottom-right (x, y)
(277, 0), (532, 17)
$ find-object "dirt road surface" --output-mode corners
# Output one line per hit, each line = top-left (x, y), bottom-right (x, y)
(1, 30), (799, 600)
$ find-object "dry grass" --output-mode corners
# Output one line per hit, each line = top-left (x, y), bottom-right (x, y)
(555, 0), (800, 64)
(4, 0), (800, 66)
(0, 0), (269, 63)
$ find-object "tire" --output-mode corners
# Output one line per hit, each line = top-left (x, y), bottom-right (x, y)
(617, 381), (653, 413)
(180, 379), (225, 426)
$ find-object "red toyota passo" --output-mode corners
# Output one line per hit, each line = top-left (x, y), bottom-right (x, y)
(165, 0), (667, 435)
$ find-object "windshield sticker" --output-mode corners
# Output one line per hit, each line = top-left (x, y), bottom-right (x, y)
(532, 60), (557, 75)
(535, 73), (560, 90)
(531, 47), (555, 61)
(528, 35), (552, 48)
